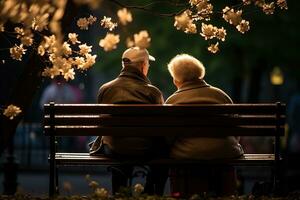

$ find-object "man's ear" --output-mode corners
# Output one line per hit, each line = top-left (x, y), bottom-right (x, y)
(141, 61), (149, 76)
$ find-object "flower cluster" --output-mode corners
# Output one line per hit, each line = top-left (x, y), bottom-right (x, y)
(126, 30), (152, 49)
(10, 44), (26, 61)
(68, 33), (81, 45)
(0, 1), (97, 81)
(199, 23), (226, 53)
(207, 42), (219, 54)
(100, 16), (118, 31)
(173, 0), (287, 53)
(222, 7), (243, 26)
(0, 0), (66, 39)
(222, 6), (250, 34)
(40, 34), (97, 80)
(97, 12), (130, 51)
(3, 105), (22, 120)
(96, 7), (150, 51)
(75, 14), (122, 52)
(8, 27), (33, 60)
(262, 2), (276, 15)
(15, 27), (33, 46)
(1, 1), (60, 60)
(2, 2), (141, 78)
(174, 10), (197, 34)
(190, 0), (214, 21)
(117, 8), (133, 25)
(277, 0), (288, 10)
(242, 0), (252, 6)
(133, 30), (151, 49)
(77, 15), (97, 30)
(242, 0), (288, 10)
(236, 20), (250, 34)
(99, 33), (120, 51)
(200, 23), (226, 41)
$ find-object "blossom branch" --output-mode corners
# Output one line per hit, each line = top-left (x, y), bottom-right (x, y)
(108, 0), (188, 17)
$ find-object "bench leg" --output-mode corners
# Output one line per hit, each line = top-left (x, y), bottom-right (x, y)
(49, 162), (59, 196)
(272, 162), (283, 195)
(272, 136), (282, 195)
(49, 135), (57, 197)
(49, 157), (55, 197)
(55, 166), (59, 195)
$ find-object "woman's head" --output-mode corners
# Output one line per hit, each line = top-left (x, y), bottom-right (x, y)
(167, 54), (205, 87)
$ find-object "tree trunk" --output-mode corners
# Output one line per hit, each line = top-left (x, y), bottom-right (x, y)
(0, 51), (43, 156)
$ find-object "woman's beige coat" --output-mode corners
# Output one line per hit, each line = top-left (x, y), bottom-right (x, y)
(165, 79), (244, 159)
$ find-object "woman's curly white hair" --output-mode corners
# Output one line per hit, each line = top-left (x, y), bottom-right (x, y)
(167, 54), (205, 83)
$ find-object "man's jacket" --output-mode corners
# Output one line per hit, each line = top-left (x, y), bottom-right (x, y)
(89, 67), (165, 156)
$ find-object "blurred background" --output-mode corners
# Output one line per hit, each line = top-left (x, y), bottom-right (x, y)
(0, 0), (300, 196)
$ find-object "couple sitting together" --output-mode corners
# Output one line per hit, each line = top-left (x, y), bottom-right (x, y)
(89, 47), (244, 197)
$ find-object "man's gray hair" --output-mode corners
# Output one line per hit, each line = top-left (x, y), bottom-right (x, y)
(167, 54), (206, 83)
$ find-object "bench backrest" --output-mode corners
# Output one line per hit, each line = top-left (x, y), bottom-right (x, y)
(44, 103), (285, 137)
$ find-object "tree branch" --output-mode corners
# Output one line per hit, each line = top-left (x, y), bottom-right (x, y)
(108, 0), (188, 17)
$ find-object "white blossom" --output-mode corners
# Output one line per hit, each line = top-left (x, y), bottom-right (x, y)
(3, 105), (22, 120)
(117, 8), (132, 25)
(10, 44), (26, 61)
(99, 33), (120, 51)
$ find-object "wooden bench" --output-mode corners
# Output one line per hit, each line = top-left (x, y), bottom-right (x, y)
(44, 102), (286, 196)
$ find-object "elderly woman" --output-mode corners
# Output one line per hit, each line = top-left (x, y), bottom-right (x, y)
(166, 54), (244, 196)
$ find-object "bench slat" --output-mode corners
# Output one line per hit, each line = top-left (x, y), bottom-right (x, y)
(44, 104), (285, 115)
(54, 153), (276, 166)
(44, 115), (285, 126)
(44, 126), (284, 136)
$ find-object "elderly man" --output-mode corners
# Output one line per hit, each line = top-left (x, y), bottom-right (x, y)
(166, 54), (244, 196)
(89, 47), (168, 195)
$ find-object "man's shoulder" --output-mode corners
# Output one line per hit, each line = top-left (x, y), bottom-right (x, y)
(99, 77), (162, 92)
(99, 78), (119, 90)
(145, 83), (162, 94)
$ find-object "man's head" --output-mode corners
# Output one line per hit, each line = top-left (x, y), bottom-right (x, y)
(122, 47), (155, 76)
(167, 54), (205, 89)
